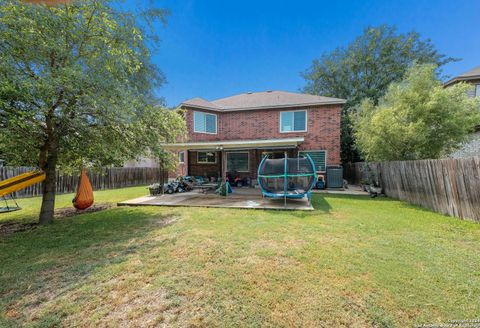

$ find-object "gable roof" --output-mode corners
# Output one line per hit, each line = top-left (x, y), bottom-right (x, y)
(444, 66), (480, 86)
(180, 97), (223, 110)
(181, 91), (346, 111)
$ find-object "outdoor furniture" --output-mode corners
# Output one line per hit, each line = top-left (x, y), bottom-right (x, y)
(148, 183), (163, 195)
(193, 176), (206, 185)
(193, 183), (218, 194)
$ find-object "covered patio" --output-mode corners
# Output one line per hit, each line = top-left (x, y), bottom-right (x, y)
(163, 137), (306, 184)
(145, 137), (324, 210)
(118, 187), (314, 211)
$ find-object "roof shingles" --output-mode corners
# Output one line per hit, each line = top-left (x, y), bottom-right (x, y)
(445, 66), (480, 86)
(457, 66), (480, 78)
(181, 91), (345, 111)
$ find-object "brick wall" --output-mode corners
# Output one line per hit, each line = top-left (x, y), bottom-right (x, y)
(186, 149), (301, 180)
(171, 151), (188, 178)
(183, 104), (342, 165)
(187, 151), (222, 178)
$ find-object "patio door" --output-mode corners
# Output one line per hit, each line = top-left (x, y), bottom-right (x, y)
(226, 152), (250, 173)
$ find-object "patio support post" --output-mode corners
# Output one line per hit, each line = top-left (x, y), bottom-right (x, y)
(221, 150), (225, 181)
(284, 151), (287, 208)
(221, 149), (227, 197)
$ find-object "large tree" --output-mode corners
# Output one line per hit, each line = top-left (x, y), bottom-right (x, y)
(302, 25), (454, 163)
(353, 64), (480, 161)
(0, 0), (185, 224)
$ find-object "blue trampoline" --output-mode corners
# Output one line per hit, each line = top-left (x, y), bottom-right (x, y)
(257, 154), (316, 202)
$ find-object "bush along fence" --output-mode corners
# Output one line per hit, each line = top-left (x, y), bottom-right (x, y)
(344, 157), (480, 223)
(0, 166), (168, 198)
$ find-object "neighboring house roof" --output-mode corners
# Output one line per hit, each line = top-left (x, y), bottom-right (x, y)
(444, 66), (480, 86)
(181, 91), (346, 111)
(161, 137), (304, 150)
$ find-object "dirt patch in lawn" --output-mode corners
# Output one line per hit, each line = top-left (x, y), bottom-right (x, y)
(54, 203), (112, 218)
(0, 222), (38, 236)
(96, 286), (184, 327)
(0, 204), (112, 236)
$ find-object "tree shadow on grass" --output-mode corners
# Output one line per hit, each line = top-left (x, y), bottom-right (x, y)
(0, 206), (179, 326)
(311, 194), (333, 213)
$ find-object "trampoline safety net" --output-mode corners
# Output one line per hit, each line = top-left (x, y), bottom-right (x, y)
(257, 156), (316, 197)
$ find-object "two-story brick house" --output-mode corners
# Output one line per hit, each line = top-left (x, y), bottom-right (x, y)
(164, 91), (345, 183)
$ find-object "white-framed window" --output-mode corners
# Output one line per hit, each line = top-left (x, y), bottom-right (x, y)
(476, 84), (480, 97)
(197, 151), (217, 164)
(280, 110), (307, 133)
(299, 150), (327, 172)
(227, 152), (249, 172)
(194, 111), (217, 134)
(178, 151), (185, 164)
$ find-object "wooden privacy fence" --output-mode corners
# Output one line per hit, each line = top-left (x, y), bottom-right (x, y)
(344, 158), (480, 222)
(343, 162), (366, 185)
(0, 166), (168, 198)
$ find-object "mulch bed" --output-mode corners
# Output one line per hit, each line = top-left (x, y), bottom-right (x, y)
(0, 203), (112, 237)
(54, 203), (111, 218)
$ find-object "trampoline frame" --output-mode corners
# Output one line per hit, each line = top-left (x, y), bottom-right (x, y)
(257, 153), (317, 202)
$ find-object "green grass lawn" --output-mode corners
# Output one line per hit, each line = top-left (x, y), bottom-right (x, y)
(1, 186), (479, 327)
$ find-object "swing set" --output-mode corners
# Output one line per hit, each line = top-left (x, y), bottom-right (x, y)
(0, 171), (45, 213)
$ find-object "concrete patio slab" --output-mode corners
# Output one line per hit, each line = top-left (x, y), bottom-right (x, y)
(118, 188), (314, 211)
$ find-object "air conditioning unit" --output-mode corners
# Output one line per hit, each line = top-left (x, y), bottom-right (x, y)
(326, 166), (343, 189)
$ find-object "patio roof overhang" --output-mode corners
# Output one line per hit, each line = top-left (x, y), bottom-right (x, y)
(161, 137), (304, 151)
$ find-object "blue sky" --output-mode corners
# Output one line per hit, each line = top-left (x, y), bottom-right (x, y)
(143, 0), (480, 107)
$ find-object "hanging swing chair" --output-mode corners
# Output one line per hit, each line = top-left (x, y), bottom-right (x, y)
(72, 169), (94, 210)
(257, 154), (316, 201)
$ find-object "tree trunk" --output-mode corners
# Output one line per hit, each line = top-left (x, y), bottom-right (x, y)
(39, 148), (58, 225)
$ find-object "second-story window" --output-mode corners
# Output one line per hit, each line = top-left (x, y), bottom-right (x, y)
(194, 111), (217, 134)
(280, 110), (307, 133)
(476, 84), (480, 97)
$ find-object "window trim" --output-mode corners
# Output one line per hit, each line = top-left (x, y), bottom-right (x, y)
(178, 151), (185, 164)
(193, 111), (218, 134)
(279, 110), (308, 133)
(298, 150), (327, 172)
(226, 151), (250, 172)
(197, 151), (217, 164)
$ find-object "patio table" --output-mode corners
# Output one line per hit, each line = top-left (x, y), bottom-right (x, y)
(193, 183), (218, 194)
